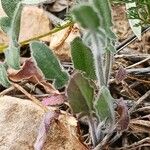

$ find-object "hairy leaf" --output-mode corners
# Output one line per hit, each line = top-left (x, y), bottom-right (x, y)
(93, 0), (112, 28)
(72, 4), (100, 31)
(94, 86), (115, 123)
(5, 46), (20, 69)
(10, 2), (23, 43)
(1, 0), (21, 18)
(67, 72), (94, 115)
(4, 3), (23, 69)
(30, 41), (69, 89)
(0, 16), (11, 33)
(93, 0), (116, 39)
(106, 39), (116, 53)
(71, 37), (96, 79)
(0, 63), (11, 87)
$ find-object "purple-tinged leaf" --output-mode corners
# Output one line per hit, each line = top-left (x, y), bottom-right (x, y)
(67, 72), (94, 115)
(116, 98), (130, 132)
(115, 66), (127, 83)
(34, 111), (59, 150)
(42, 94), (65, 106)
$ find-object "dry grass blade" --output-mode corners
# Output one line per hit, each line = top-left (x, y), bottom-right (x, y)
(130, 90), (150, 113)
(12, 83), (48, 112)
(0, 86), (15, 96)
(129, 119), (150, 133)
(126, 56), (150, 69)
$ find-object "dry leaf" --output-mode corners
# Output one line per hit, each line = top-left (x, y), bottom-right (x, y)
(19, 6), (52, 42)
(42, 93), (65, 106)
(129, 119), (150, 133)
(50, 23), (80, 61)
(43, 113), (88, 150)
(34, 111), (59, 150)
(116, 98), (130, 132)
(115, 66), (127, 83)
(8, 58), (58, 94)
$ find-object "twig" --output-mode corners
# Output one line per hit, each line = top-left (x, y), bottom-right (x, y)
(14, 94), (51, 99)
(116, 26), (150, 54)
(110, 137), (150, 150)
(127, 67), (150, 75)
(12, 83), (48, 112)
(127, 76), (150, 84)
(0, 86), (15, 96)
(93, 125), (117, 150)
(130, 90), (150, 113)
(126, 56), (150, 69)
(121, 81), (140, 100)
(115, 54), (149, 61)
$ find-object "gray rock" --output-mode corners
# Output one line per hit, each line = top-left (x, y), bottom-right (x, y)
(0, 96), (45, 150)
(0, 96), (87, 150)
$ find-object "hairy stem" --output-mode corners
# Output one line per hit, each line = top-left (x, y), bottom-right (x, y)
(105, 51), (113, 87)
(88, 115), (98, 147)
(92, 33), (105, 87)
(0, 21), (74, 53)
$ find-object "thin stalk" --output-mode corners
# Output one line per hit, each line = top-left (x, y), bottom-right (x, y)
(92, 33), (105, 87)
(88, 115), (98, 147)
(146, 0), (150, 19)
(104, 51), (113, 87)
(0, 21), (74, 53)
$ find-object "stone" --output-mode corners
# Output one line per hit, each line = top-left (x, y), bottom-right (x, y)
(0, 96), (87, 150)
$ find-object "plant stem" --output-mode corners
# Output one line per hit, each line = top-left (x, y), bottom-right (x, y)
(88, 115), (98, 147)
(92, 33), (105, 87)
(105, 51), (113, 87)
(0, 21), (74, 53)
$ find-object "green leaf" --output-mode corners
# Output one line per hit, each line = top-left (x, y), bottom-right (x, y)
(67, 72), (94, 115)
(126, 2), (142, 40)
(92, 0), (116, 39)
(22, 0), (50, 5)
(10, 2), (23, 43)
(30, 41), (69, 89)
(0, 17), (11, 33)
(94, 86), (115, 123)
(106, 39), (116, 53)
(72, 4), (100, 31)
(0, 63), (11, 87)
(4, 3), (22, 69)
(71, 37), (96, 79)
(93, 0), (112, 28)
(1, 0), (21, 18)
(5, 46), (20, 69)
